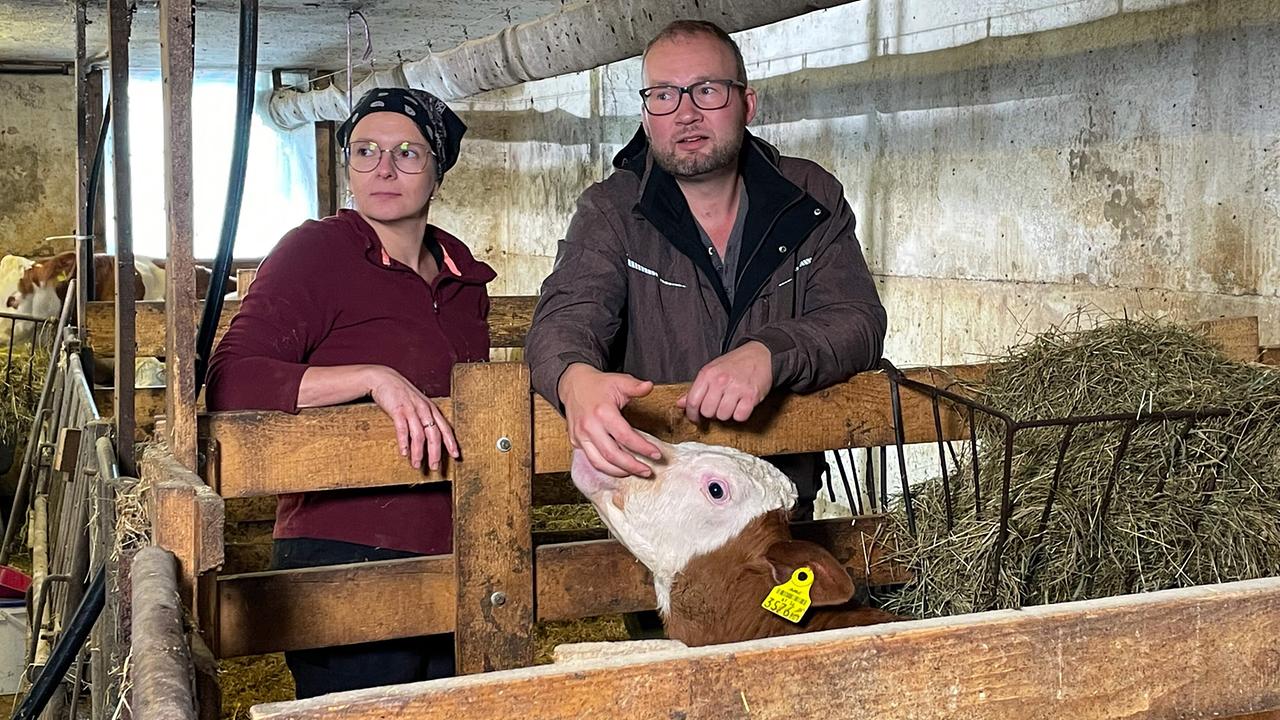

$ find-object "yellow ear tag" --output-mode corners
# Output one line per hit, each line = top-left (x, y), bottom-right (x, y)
(55, 272), (70, 283)
(762, 566), (814, 623)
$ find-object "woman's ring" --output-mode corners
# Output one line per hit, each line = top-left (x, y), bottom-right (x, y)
(424, 420), (436, 428)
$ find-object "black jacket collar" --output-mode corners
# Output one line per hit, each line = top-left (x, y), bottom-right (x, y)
(612, 127), (827, 346)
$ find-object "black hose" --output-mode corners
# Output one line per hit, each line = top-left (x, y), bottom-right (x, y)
(10, 568), (105, 720)
(195, 0), (258, 391)
(80, 94), (111, 375)
(84, 94), (111, 301)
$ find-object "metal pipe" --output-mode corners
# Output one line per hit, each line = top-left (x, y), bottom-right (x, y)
(268, 0), (858, 128)
(12, 568), (105, 720)
(196, 0), (258, 392)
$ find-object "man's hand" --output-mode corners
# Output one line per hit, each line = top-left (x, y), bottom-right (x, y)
(677, 341), (773, 423)
(559, 363), (662, 478)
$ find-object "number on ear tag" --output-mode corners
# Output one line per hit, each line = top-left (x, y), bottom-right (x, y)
(761, 566), (814, 623)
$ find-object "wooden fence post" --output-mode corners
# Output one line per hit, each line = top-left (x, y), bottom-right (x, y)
(451, 362), (534, 673)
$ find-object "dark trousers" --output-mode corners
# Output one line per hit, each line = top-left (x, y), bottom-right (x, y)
(271, 538), (456, 699)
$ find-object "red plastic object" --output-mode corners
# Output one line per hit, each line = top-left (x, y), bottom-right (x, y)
(0, 565), (32, 599)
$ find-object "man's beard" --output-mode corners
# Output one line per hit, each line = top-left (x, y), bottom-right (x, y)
(651, 125), (745, 179)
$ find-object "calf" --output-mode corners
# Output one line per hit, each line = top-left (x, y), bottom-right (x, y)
(571, 436), (902, 647)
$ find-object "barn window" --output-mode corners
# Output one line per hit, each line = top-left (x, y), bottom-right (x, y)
(104, 69), (318, 259)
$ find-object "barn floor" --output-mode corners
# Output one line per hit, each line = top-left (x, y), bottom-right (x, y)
(218, 616), (631, 719)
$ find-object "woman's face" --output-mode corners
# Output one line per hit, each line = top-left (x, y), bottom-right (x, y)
(346, 112), (438, 223)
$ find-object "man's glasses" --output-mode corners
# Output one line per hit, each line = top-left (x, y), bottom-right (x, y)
(344, 140), (433, 174)
(638, 79), (745, 116)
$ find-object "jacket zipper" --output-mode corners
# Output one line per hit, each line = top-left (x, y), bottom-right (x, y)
(720, 193), (805, 354)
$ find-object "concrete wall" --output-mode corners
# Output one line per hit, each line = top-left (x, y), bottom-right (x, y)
(0, 73), (77, 257)
(432, 0), (1279, 365)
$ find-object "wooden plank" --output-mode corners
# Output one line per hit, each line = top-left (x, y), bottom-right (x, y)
(215, 518), (898, 658)
(200, 364), (982, 498)
(532, 364), (985, 474)
(108, 0), (136, 473)
(488, 295), (537, 349)
(86, 295), (536, 357)
(1262, 347), (1279, 366)
(53, 427), (82, 474)
(235, 269), (257, 297)
(202, 401), (452, 497)
(217, 556), (456, 658)
(130, 547), (198, 720)
(1197, 315), (1261, 363)
(160, 0), (199, 472)
(142, 444), (225, 610)
(452, 362), (534, 673)
(95, 385), (178, 436)
(88, 300), (235, 358)
(251, 576), (1280, 720)
(314, 118), (337, 217)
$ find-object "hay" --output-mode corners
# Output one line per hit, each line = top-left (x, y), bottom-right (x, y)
(881, 316), (1280, 618)
(532, 503), (604, 532)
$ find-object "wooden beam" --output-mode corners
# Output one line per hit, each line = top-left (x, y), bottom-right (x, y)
(1197, 315), (1260, 363)
(94, 386), (177, 436)
(141, 445), (225, 612)
(74, 0), (98, 328)
(107, 0), (136, 473)
(251, 576), (1280, 720)
(215, 518), (898, 658)
(201, 365), (982, 498)
(201, 400), (452, 497)
(130, 547), (198, 720)
(315, 120), (338, 217)
(529, 364), (983, 474)
(85, 295), (537, 357)
(160, 0), (199, 471)
(452, 363), (534, 673)
(199, 365), (978, 498)
(217, 555), (455, 658)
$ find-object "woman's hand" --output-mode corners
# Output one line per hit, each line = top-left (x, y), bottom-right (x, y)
(367, 366), (460, 471)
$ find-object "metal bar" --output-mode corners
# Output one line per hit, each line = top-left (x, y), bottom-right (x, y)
(931, 395), (954, 531)
(863, 447), (877, 512)
(887, 375), (916, 536)
(832, 449), (857, 516)
(1154, 417), (1197, 496)
(844, 449), (863, 515)
(1019, 425), (1076, 603)
(0, 290), (74, 564)
(1083, 420), (1138, 597)
(985, 422), (1017, 607)
(969, 406), (981, 519)
(108, 0), (137, 474)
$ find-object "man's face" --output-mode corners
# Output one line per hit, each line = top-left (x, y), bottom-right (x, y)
(641, 34), (757, 180)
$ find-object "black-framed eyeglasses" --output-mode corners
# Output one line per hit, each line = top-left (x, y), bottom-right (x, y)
(344, 140), (434, 174)
(638, 79), (745, 116)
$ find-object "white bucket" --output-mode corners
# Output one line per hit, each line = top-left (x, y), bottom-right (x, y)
(0, 603), (29, 695)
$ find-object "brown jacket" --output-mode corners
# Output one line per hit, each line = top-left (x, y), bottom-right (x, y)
(527, 128), (886, 408)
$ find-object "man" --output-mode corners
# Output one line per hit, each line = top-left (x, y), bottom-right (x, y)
(525, 19), (886, 519)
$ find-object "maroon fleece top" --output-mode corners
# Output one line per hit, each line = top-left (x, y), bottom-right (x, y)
(206, 210), (495, 554)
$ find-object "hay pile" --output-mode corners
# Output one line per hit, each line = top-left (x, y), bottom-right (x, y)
(881, 317), (1280, 619)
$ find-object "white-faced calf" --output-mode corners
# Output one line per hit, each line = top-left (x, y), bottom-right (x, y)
(571, 436), (902, 647)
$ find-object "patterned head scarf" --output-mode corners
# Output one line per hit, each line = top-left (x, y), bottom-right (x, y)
(337, 87), (467, 182)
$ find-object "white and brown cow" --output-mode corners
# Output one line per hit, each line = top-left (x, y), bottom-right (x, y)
(571, 435), (902, 647)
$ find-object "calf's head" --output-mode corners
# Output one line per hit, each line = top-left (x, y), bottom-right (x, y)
(571, 435), (795, 577)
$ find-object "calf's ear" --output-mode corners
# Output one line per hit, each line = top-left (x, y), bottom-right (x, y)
(763, 540), (856, 607)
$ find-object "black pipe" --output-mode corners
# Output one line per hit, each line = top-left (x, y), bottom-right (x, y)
(10, 568), (105, 720)
(79, 94), (111, 377)
(195, 0), (258, 391)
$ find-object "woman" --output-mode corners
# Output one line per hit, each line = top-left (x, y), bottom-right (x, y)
(206, 88), (494, 698)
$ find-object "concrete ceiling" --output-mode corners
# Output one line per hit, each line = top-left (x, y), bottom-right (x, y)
(0, 0), (566, 71)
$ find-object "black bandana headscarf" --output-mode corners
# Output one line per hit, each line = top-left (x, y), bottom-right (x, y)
(337, 87), (467, 182)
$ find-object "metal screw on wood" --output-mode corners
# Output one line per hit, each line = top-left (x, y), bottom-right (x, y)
(490, 591), (507, 607)
(496, 437), (512, 452)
